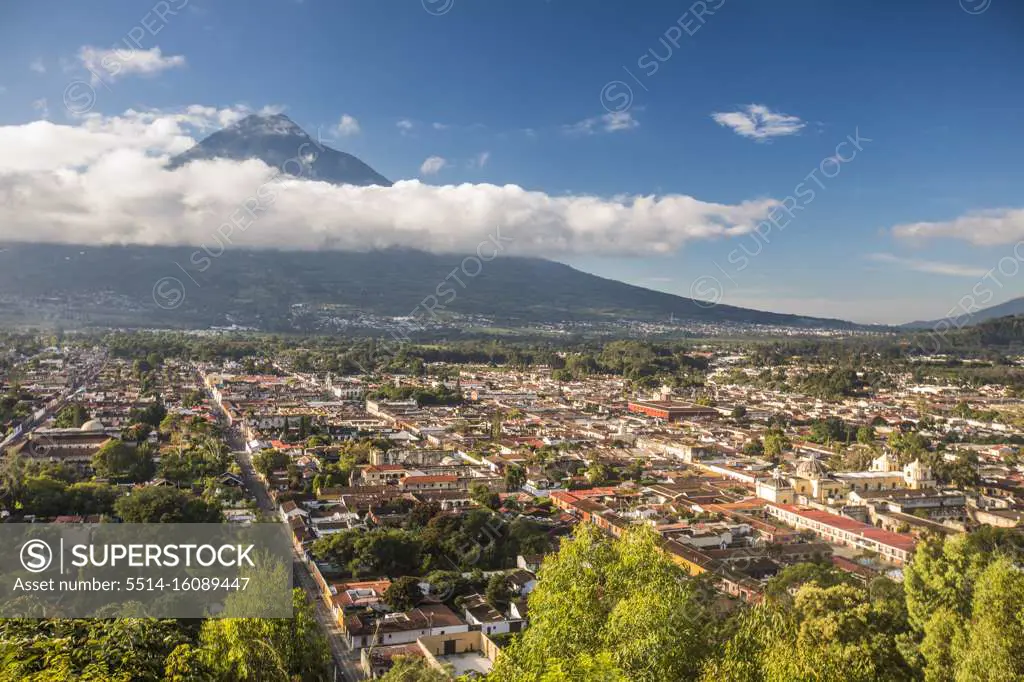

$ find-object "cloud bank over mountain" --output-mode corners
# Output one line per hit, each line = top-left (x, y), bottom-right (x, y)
(0, 105), (782, 257)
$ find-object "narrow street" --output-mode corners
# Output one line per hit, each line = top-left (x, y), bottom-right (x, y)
(201, 370), (364, 681)
(1, 352), (106, 450)
(293, 545), (364, 682)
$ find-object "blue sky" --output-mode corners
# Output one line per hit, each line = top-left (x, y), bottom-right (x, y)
(1, 0), (1023, 324)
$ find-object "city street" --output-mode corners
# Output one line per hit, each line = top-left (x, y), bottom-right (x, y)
(202, 372), (363, 681)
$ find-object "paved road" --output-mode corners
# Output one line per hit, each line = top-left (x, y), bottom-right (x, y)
(200, 369), (363, 681)
(293, 547), (364, 682)
(234, 443), (362, 681)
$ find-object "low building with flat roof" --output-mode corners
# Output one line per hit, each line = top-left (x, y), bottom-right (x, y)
(766, 503), (917, 566)
(417, 630), (500, 679)
(627, 400), (719, 422)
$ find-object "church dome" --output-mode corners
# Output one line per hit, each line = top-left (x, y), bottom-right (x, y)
(80, 419), (105, 432)
(795, 457), (827, 480)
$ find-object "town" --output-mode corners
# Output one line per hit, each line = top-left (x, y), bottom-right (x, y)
(1, 331), (1021, 680)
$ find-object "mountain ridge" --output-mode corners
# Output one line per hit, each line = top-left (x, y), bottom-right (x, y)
(0, 114), (876, 332)
(0, 243), (870, 331)
(169, 113), (392, 187)
(903, 296), (1024, 329)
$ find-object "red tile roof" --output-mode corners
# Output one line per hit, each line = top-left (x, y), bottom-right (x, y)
(402, 475), (458, 485)
(769, 503), (917, 552)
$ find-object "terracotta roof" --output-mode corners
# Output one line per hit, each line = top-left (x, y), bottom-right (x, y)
(769, 503), (917, 552)
(402, 475), (458, 485)
(346, 604), (465, 636)
(332, 579), (392, 609)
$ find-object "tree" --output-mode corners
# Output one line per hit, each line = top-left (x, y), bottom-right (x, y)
(486, 573), (512, 609)
(625, 458), (646, 481)
(21, 475), (69, 517)
(809, 417), (853, 445)
(252, 450), (290, 477)
(742, 439), (765, 457)
(159, 439), (230, 487)
(91, 440), (154, 482)
(702, 581), (914, 682)
(586, 461), (611, 485)
(538, 652), (628, 682)
(314, 528), (424, 577)
(53, 403), (89, 428)
(953, 401), (974, 420)
(491, 411), (504, 440)
(65, 481), (120, 516)
(856, 424), (877, 446)
(384, 576), (424, 612)
(504, 465), (526, 491)
(920, 608), (960, 682)
(763, 561), (857, 603)
(551, 368), (573, 383)
(731, 405), (748, 421)
(943, 450), (980, 488)
(951, 557), (1024, 681)
(114, 486), (221, 523)
(470, 482), (500, 510)
(408, 500), (442, 528)
(0, 453), (27, 510)
(122, 422), (152, 445)
(903, 532), (1024, 681)
(763, 429), (791, 462)
(0, 618), (193, 681)
(200, 589), (330, 681)
(130, 400), (167, 429)
(491, 525), (717, 682)
(163, 644), (216, 682)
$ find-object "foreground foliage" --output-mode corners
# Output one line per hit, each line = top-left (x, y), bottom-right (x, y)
(491, 525), (1024, 682)
(0, 589), (329, 682)
(491, 524), (717, 682)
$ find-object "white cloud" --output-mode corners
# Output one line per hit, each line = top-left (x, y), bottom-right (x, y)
(29, 58), (46, 74)
(396, 119), (414, 134)
(0, 107), (787, 259)
(892, 208), (1024, 246)
(8, 104), (274, 172)
(711, 104), (805, 141)
(32, 98), (49, 120)
(469, 151), (490, 169)
(865, 252), (987, 278)
(419, 156), (447, 175)
(432, 122), (449, 130)
(603, 111), (639, 132)
(332, 114), (360, 137)
(78, 46), (186, 84)
(0, 86), (6, 95)
(181, 103), (286, 129)
(563, 111), (639, 136)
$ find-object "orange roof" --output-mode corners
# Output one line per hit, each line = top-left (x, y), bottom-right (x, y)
(402, 475), (458, 485)
(331, 579), (392, 608)
(769, 503), (917, 552)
